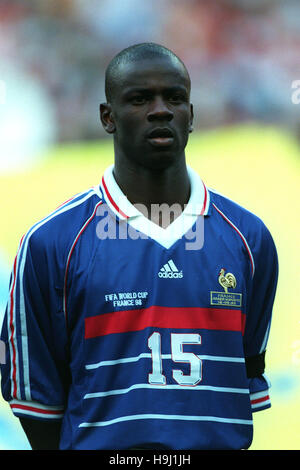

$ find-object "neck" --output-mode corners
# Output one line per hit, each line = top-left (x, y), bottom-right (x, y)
(113, 155), (190, 228)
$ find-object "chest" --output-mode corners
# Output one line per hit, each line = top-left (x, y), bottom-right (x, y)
(66, 218), (250, 320)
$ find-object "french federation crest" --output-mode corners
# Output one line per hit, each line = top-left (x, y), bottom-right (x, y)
(210, 268), (242, 307)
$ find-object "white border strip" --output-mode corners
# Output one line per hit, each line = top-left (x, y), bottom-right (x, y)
(10, 399), (64, 419)
(251, 398), (271, 410)
(10, 407), (64, 419)
(250, 390), (269, 401)
(250, 389), (270, 410)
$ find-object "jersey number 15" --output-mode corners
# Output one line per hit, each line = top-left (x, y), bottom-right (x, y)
(148, 332), (202, 386)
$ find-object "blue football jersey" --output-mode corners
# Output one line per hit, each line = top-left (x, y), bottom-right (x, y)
(0, 165), (278, 450)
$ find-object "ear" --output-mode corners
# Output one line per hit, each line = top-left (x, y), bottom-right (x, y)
(100, 103), (116, 134)
(189, 103), (194, 133)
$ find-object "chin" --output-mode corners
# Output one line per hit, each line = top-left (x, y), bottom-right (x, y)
(142, 152), (181, 171)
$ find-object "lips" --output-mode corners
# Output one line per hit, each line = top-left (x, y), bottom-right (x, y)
(148, 127), (174, 138)
(147, 127), (174, 147)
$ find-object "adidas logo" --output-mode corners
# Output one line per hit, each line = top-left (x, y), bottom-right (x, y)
(158, 259), (183, 279)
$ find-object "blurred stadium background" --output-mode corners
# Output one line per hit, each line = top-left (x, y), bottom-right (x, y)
(0, 0), (299, 450)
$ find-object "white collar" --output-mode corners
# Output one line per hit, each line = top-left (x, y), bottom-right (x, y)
(97, 164), (210, 249)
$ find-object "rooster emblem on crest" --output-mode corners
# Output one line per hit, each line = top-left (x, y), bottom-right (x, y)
(218, 268), (236, 293)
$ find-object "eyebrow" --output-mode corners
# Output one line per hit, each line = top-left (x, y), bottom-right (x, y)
(122, 85), (189, 96)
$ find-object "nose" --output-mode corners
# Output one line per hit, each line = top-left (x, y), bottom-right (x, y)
(147, 96), (173, 122)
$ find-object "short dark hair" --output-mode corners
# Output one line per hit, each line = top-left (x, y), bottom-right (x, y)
(105, 42), (190, 103)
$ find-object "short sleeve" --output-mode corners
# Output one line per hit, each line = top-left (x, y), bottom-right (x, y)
(0, 232), (70, 420)
(243, 222), (278, 412)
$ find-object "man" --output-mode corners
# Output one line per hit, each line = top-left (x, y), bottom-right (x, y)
(0, 43), (278, 450)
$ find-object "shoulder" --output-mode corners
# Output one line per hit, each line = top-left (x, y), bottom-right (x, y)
(208, 187), (277, 270)
(208, 187), (271, 238)
(22, 186), (104, 261)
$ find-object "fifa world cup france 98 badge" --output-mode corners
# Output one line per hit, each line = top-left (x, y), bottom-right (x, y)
(210, 268), (242, 307)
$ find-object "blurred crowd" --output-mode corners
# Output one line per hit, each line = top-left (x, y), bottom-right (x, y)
(1, 0), (300, 143)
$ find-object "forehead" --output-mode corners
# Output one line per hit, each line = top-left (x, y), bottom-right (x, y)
(115, 56), (190, 95)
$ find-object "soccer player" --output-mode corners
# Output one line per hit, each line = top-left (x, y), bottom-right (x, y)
(0, 43), (278, 450)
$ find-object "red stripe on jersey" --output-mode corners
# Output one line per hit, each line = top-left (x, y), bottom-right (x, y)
(85, 306), (246, 339)
(212, 204), (255, 277)
(64, 201), (103, 324)
(200, 183), (207, 215)
(251, 395), (270, 405)
(11, 404), (63, 415)
(101, 176), (129, 219)
(55, 196), (75, 209)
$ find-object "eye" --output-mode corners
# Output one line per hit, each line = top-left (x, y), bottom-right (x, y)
(169, 93), (185, 104)
(131, 95), (146, 105)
